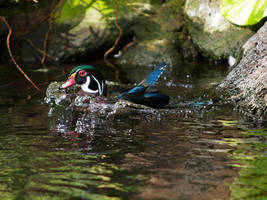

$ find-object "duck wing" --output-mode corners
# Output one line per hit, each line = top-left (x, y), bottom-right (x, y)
(126, 63), (167, 95)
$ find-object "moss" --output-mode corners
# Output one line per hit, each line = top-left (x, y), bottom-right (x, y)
(116, 0), (195, 67)
(185, 0), (254, 60)
(116, 38), (181, 68)
(131, 0), (185, 41)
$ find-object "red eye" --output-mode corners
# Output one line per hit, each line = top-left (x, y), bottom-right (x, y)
(78, 70), (87, 77)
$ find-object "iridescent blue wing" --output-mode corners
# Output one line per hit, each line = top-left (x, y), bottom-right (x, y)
(117, 63), (169, 108)
(127, 63), (167, 94)
(117, 85), (146, 99)
(145, 63), (167, 87)
(127, 85), (146, 94)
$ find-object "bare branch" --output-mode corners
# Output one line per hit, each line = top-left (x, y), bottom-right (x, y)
(0, 16), (41, 92)
(104, 0), (123, 61)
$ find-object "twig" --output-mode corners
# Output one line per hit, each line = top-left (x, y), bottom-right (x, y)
(23, 37), (56, 61)
(41, 0), (64, 65)
(0, 16), (40, 92)
(104, 0), (123, 60)
(53, 0), (65, 19)
(103, 0), (122, 81)
(41, 0), (57, 65)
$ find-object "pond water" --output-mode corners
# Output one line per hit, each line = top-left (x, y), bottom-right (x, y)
(0, 62), (266, 200)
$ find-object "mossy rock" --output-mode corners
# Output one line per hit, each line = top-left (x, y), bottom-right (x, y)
(184, 0), (254, 60)
(115, 0), (191, 69)
(0, 1), (161, 64)
(116, 38), (181, 69)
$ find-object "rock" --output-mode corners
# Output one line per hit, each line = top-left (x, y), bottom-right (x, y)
(115, 0), (193, 68)
(184, 0), (254, 60)
(0, 1), (159, 64)
(1, 1), (198, 65)
(116, 38), (181, 68)
(218, 22), (267, 119)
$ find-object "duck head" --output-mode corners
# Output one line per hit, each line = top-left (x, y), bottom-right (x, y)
(60, 65), (105, 95)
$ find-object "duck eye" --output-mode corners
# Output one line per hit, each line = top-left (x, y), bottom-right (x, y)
(78, 70), (87, 77)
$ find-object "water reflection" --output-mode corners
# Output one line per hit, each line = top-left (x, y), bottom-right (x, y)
(0, 105), (136, 200)
(0, 63), (266, 200)
(220, 125), (267, 200)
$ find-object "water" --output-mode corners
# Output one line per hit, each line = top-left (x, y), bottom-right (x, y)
(0, 62), (266, 200)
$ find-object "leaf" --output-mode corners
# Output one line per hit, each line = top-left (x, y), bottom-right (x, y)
(221, 0), (267, 25)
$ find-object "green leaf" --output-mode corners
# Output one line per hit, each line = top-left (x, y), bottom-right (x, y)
(221, 0), (267, 25)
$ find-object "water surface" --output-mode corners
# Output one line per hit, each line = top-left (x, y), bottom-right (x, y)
(0, 62), (266, 200)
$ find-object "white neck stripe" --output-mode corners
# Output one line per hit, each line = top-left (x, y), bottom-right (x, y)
(91, 75), (103, 95)
(81, 76), (98, 94)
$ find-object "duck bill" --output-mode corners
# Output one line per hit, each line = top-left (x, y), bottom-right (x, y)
(60, 73), (76, 89)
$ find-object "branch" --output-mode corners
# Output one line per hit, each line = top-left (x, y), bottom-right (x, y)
(23, 37), (56, 61)
(0, 16), (40, 92)
(41, 0), (64, 65)
(104, 0), (123, 60)
(41, 0), (56, 65)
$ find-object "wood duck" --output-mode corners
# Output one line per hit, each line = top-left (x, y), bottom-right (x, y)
(60, 65), (106, 95)
(59, 63), (169, 108)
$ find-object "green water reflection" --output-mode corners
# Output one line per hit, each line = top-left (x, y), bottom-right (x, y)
(220, 122), (267, 200)
(0, 146), (133, 200)
(0, 106), (136, 200)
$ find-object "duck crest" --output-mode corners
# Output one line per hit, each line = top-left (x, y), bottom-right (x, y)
(70, 65), (99, 74)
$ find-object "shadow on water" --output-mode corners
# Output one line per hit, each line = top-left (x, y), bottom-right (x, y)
(0, 61), (266, 200)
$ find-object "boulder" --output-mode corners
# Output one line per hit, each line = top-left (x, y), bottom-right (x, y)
(0, 1), (160, 64)
(116, 38), (181, 69)
(184, 0), (254, 60)
(115, 0), (195, 68)
(218, 22), (267, 119)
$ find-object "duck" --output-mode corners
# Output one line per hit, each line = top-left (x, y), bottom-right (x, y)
(60, 65), (106, 95)
(59, 63), (169, 108)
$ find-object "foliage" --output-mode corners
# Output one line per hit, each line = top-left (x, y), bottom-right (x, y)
(221, 0), (267, 25)
(56, 0), (159, 24)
